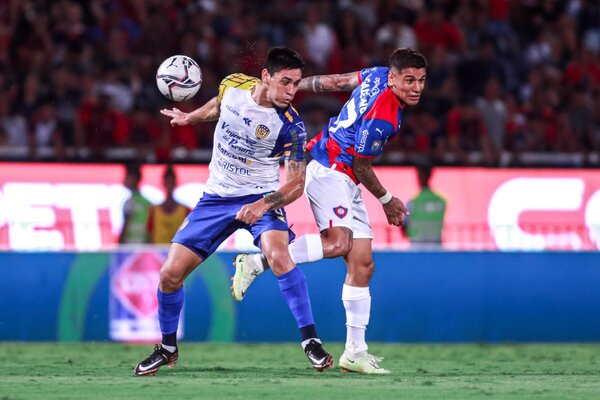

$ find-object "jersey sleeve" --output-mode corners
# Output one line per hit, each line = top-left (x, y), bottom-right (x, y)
(358, 66), (386, 85)
(352, 117), (394, 158)
(283, 111), (307, 162)
(218, 73), (260, 102)
(271, 106), (307, 161)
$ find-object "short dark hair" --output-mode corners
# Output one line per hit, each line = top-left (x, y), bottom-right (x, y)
(264, 47), (305, 75)
(163, 164), (176, 180)
(125, 163), (141, 181)
(417, 163), (432, 187)
(389, 48), (428, 72)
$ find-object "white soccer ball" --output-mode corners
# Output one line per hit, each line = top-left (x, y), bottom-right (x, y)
(156, 55), (202, 101)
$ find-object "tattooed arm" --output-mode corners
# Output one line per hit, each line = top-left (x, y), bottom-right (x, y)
(298, 72), (360, 93)
(352, 156), (409, 227)
(160, 96), (221, 125)
(266, 159), (306, 208)
(235, 160), (307, 225)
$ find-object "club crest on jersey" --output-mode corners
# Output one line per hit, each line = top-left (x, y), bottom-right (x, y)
(255, 124), (270, 140)
(333, 206), (348, 219)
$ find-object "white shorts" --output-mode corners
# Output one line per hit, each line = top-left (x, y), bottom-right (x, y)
(305, 160), (373, 239)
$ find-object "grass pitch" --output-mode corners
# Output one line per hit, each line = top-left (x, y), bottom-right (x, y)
(0, 343), (599, 400)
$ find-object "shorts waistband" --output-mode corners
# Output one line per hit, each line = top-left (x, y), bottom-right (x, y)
(330, 162), (359, 184)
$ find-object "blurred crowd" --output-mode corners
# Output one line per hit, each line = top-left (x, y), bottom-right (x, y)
(1, 0), (600, 166)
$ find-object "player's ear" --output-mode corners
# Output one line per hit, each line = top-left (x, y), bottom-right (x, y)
(261, 68), (271, 84)
(388, 68), (398, 89)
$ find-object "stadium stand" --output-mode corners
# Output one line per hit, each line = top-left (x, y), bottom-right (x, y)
(1, 0), (599, 167)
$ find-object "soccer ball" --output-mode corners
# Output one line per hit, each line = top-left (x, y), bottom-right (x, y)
(156, 55), (202, 101)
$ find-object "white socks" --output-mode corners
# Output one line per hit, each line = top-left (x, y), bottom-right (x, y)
(288, 234), (324, 264)
(161, 343), (177, 353)
(301, 337), (321, 350)
(342, 284), (371, 355)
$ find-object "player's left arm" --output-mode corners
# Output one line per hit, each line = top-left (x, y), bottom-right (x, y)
(299, 72), (359, 93)
(352, 156), (409, 227)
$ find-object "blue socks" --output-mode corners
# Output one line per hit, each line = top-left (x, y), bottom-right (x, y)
(277, 267), (317, 341)
(157, 270), (318, 346)
(157, 287), (184, 348)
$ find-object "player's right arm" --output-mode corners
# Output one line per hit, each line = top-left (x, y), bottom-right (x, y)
(299, 72), (360, 93)
(160, 96), (221, 126)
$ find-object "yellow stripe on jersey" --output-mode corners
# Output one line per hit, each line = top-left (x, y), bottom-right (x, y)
(218, 73), (260, 102)
(283, 151), (291, 157)
(284, 111), (294, 123)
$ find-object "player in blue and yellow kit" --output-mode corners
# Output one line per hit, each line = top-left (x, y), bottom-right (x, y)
(134, 48), (333, 376)
(234, 48), (428, 374)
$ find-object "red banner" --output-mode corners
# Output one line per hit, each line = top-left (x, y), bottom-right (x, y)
(0, 163), (598, 251)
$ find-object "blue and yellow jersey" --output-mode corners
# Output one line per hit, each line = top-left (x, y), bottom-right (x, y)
(205, 73), (307, 197)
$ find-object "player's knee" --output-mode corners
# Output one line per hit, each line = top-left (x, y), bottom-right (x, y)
(263, 247), (293, 275)
(346, 259), (374, 285)
(361, 259), (375, 280)
(159, 264), (184, 291)
(329, 237), (353, 257)
(322, 227), (353, 258)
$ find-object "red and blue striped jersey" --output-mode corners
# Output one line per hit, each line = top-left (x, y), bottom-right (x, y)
(307, 66), (403, 183)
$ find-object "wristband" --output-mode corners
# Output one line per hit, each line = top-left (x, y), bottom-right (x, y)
(378, 192), (393, 205)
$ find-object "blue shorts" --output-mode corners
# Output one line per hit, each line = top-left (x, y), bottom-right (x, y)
(172, 192), (295, 260)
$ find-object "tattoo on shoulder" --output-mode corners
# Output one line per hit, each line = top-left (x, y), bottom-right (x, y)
(340, 72), (358, 91)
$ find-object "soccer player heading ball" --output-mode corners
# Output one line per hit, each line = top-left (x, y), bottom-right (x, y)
(233, 48), (428, 374)
(134, 47), (333, 376)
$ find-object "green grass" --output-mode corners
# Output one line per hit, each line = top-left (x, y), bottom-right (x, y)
(0, 343), (599, 399)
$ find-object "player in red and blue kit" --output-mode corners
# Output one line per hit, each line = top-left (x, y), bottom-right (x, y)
(233, 48), (428, 374)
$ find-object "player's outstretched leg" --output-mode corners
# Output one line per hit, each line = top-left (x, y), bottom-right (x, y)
(231, 234), (325, 301)
(231, 253), (266, 301)
(134, 344), (179, 376)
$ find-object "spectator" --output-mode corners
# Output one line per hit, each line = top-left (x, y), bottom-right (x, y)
(302, 2), (336, 71)
(476, 77), (507, 154)
(374, 11), (416, 50)
(29, 100), (65, 160)
(119, 163), (151, 244)
(413, 6), (464, 57)
(0, 94), (27, 148)
(78, 91), (129, 160)
(447, 95), (497, 165)
(0, 0), (598, 166)
(147, 165), (190, 245)
(402, 162), (447, 246)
